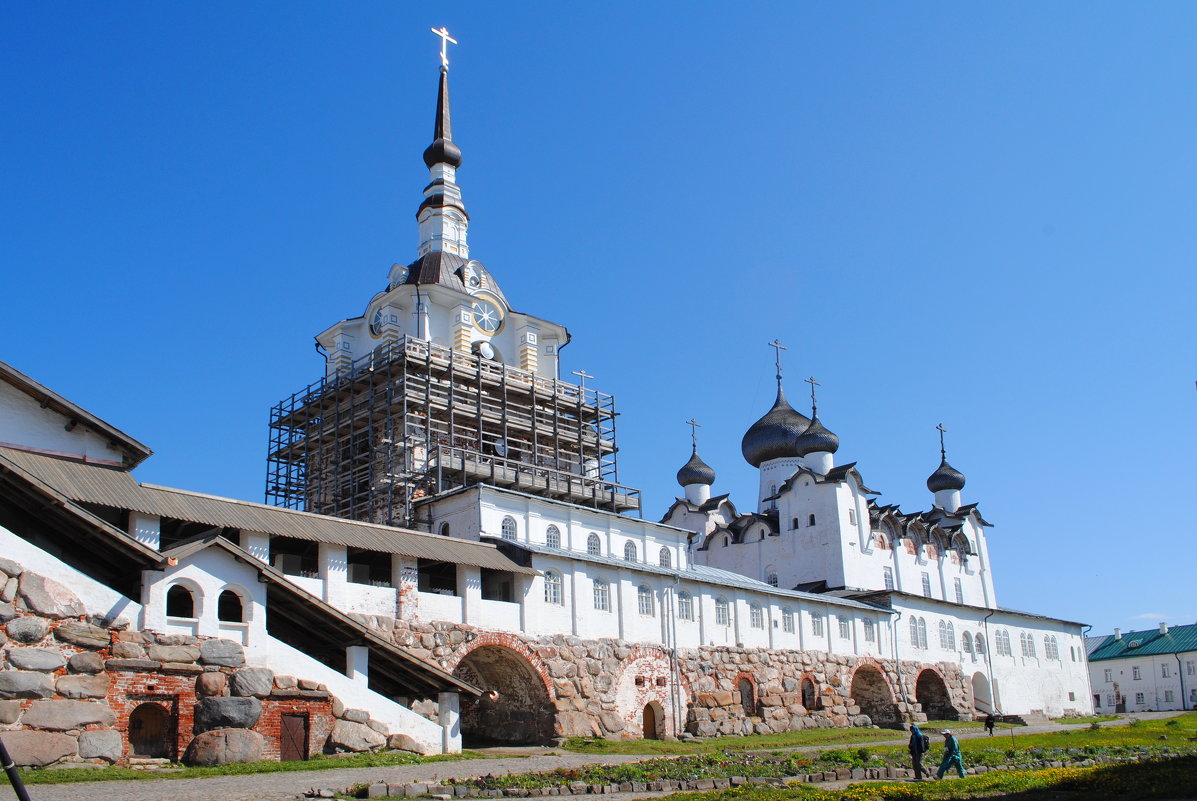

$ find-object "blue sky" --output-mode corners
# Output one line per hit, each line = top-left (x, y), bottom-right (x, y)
(3, 3), (1193, 635)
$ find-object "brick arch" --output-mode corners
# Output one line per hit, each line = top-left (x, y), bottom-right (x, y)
(444, 633), (556, 745)
(798, 671), (821, 711)
(442, 632), (554, 698)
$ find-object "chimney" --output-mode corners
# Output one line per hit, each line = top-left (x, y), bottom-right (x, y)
(1160, 622), (1169, 635)
(1113, 628), (1122, 640)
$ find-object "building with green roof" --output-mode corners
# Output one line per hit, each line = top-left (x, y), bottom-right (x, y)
(1087, 622), (1197, 712)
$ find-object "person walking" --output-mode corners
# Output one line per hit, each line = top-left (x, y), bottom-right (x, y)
(936, 729), (966, 779)
(984, 713), (995, 736)
(908, 722), (929, 780)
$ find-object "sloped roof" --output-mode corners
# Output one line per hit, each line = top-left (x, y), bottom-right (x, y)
(0, 448), (536, 576)
(1087, 623), (1197, 661)
(0, 360), (152, 468)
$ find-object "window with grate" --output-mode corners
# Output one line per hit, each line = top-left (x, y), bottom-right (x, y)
(921, 572), (932, 598)
(863, 619), (875, 642)
(501, 516), (517, 541)
(838, 616), (851, 639)
(545, 525), (561, 549)
(883, 567), (894, 591)
(812, 614), (824, 637)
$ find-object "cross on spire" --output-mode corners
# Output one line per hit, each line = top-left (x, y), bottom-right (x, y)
(804, 376), (821, 416)
(685, 418), (702, 451)
(768, 339), (787, 386)
(936, 423), (948, 459)
(571, 369), (595, 391)
(430, 26), (458, 70)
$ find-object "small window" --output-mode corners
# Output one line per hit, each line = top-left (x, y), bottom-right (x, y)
(543, 571), (563, 605)
(722, 535), (730, 547)
(715, 598), (730, 626)
(658, 547), (671, 568)
(962, 632), (973, 654)
(1162, 664), (1171, 678)
(1135, 692), (1145, 705)
(917, 618), (928, 649)
(921, 572), (932, 598)
(848, 508), (856, 525)
(812, 614), (824, 637)
(791, 517), (799, 530)
(677, 591), (693, 621)
(592, 579), (610, 612)
(1164, 690), (1174, 703)
(1187, 661), (1195, 676)
(501, 516), (517, 541)
(883, 567), (894, 591)
(801, 677), (818, 709)
(750, 604), (764, 629)
(766, 572), (779, 587)
(909, 616), (920, 648)
(1069, 691), (1077, 702)
(838, 616), (851, 639)
(439, 522), (451, 537)
(545, 525), (561, 549)
(1133, 666), (1142, 680)
(624, 541), (638, 562)
(587, 533), (602, 555)
(1104, 669), (1113, 682)
(217, 590), (243, 623)
(954, 578), (963, 605)
(166, 584), (195, 618)
(863, 619), (875, 642)
(974, 633), (985, 655)
(782, 609), (795, 633)
(1190, 688), (1197, 702)
(808, 514), (816, 527)
(637, 585), (655, 616)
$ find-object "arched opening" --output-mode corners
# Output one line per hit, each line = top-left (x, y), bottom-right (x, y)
(217, 590), (244, 623)
(165, 584), (195, 618)
(801, 677), (819, 711)
(128, 702), (173, 758)
(848, 665), (900, 728)
(915, 669), (959, 721)
(452, 645), (555, 746)
(642, 701), (663, 740)
(738, 678), (756, 716)
(971, 672), (993, 715)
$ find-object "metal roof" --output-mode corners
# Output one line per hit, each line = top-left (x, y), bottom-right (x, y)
(0, 448), (536, 576)
(1087, 623), (1197, 661)
(841, 589), (1087, 627)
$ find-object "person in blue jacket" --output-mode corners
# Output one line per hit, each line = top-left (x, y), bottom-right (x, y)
(908, 722), (929, 780)
(936, 729), (966, 779)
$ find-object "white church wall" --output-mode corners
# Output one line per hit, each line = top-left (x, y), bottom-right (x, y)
(0, 381), (128, 466)
(142, 548), (267, 645)
(774, 473), (848, 590)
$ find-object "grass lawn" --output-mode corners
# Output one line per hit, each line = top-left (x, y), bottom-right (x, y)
(563, 727), (907, 756)
(1049, 714), (1119, 725)
(18, 749), (489, 785)
(919, 720), (1018, 732)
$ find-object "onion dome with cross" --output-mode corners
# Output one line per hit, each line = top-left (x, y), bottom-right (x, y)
(794, 376), (839, 458)
(741, 341), (810, 468)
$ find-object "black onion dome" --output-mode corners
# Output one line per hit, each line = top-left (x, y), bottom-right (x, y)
(795, 414), (840, 456)
(741, 387), (811, 468)
(927, 458), (966, 493)
(423, 68), (463, 168)
(677, 449), (716, 487)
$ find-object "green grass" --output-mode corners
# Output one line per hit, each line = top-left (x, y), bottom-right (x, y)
(1049, 714), (1119, 725)
(563, 727), (906, 756)
(18, 749), (489, 785)
(919, 720), (1017, 732)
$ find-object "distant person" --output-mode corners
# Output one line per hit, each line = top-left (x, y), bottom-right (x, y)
(908, 722), (929, 780)
(937, 729), (965, 779)
(984, 713), (995, 736)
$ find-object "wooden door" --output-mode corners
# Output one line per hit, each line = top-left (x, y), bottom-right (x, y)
(280, 714), (309, 762)
(129, 703), (172, 758)
(642, 704), (657, 739)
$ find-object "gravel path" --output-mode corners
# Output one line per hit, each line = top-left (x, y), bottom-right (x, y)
(0, 713), (1180, 801)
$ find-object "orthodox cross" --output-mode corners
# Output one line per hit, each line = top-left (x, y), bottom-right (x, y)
(685, 418), (702, 450)
(936, 423), (948, 458)
(571, 369), (595, 391)
(768, 339), (787, 383)
(804, 376), (821, 416)
(431, 26), (457, 70)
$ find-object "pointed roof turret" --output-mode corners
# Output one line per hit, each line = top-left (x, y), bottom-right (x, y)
(926, 423), (966, 493)
(423, 67), (463, 169)
(741, 341), (809, 468)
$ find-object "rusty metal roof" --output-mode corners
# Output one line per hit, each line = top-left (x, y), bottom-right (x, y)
(0, 448), (536, 575)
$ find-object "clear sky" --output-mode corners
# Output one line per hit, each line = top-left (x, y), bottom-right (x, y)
(3, 3), (1194, 636)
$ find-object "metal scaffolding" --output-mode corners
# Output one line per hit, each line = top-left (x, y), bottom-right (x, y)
(266, 336), (641, 528)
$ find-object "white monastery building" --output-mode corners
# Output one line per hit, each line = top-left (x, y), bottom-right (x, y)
(1086, 623), (1197, 713)
(0, 30), (1092, 765)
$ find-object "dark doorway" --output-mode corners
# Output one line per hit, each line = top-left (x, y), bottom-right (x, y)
(129, 702), (173, 758)
(849, 665), (901, 728)
(452, 645), (555, 745)
(642, 703), (660, 739)
(915, 669), (958, 721)
(738, 678), (756, 716)
(801, 677), (819, 710)
(280, 714), (309, 761)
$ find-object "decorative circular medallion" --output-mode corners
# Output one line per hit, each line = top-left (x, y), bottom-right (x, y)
(370, 308), (385, 336)
(471, 298), (503, 333)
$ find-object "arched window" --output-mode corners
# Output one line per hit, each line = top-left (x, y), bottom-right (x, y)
(801, 677), (818, 710)
(738, 677), (756, 715)
(677, 591), (693, 621)
(637, 585), (655, 616)
(974, 633), (986, 655)
(766, 572), (779, 587)
(543, 570), (563, 605)
(808, 513), (816, 526)
(217, 590), (243, 623)
(910, 616), (920, 648)
(545, 525), (561, 549)
(624, 541), (638, 562)
(946, 621), (956, 650)
(996, 629), (1012, 656)
(750, 604), (764, 629)
(792, 517), (800, 530)
(439, 522), (450, 537)
(917, 617), (928, 650)
(592, 578), (610, 612)
(166, 584), (195, 618)
(962, 632), (973, 654)
(1020, 632), (1036, 657)
(715, 597), (730, 626)
(658, 547), (671, 568)
(1045, 635), (1059, 660)
(501, 516), (517, 541)
(587, 533), (602, 555)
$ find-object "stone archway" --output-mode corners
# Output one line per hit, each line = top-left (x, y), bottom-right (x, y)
(971, 672), (993, 715)
(642, 701), (663, 739)
(915, 669), (958, 721)
(451, 645), (556, 746)
(129, 702), (174, 759)
(848, 665), (901, 728)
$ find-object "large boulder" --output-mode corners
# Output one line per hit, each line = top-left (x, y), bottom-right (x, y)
(328, 719), (386, 752)
(0, 700), (22, 724)
(0, 602), (18, 623)
(199, 639), (245, 667)
(22, 700), (116, 730)
(0, 670), (55, 698)
(195, 671), (228, 697)
(6, 616), (50, 644)
(77, 729), (122, 762)
(183, 728), (264, 766)
(7, 647), (66, 671)
(387, 733), (437, 755)
(230, 668), (274, 698)
(194, 696), (261, 731)
(146, 644), (200, 663)
(68, 651), (105, 674)
(55, 621), (110, 650)
(18, 573), (85, 619)
(0, 730), (77, 767)
(56, 673), (110, 699)
(110, 641), (146, 659)
(0, 558), (23, 578)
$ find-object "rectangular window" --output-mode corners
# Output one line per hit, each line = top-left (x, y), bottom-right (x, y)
(1134, 692), (1145, 705)
(863, 619), (876, 642)
(592, 581), (610, 612)
(838, 616), (851, 639)
(921, 572), (932, 598)
(1107, 694), (1115, 707)
(811, 615), (824, 636)
(1190, 688), (1197, 702)
(883, 567), (894, 591)
(1164, 690), (1175, 703)
(677, 593), (693, 621)
(715, 601), (730, 627)
(750, 606), (764, 629)
(1104, 669), (1113, 682)
(782, 609), (795, 633)
(1187, 661), (1195, 676)
(1068, 692), (1076, 701)
(954, 578), (963, 605)
(1162, 664), (1171, 678)
(848, 508), (856, 525)
(1132, 666), (1142, 680)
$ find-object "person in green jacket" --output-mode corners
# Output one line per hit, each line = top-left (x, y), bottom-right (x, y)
(936, 729), (965, 779)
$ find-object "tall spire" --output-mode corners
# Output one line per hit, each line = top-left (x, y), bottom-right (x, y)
(423, 66), (462, 169)
(417, 27), (469, 258)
